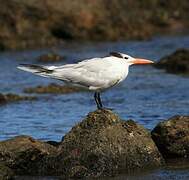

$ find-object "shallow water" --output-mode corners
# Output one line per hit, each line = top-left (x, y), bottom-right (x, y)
(15, 161), (189, 180)
(0, 35), (189, 141)
(0, 35), (189, 179)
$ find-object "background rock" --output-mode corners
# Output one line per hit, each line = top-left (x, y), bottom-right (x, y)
(0, 0), (188, 50)
(0, 135), (57, 175)
(37, 53), (65, 63)
(0, 93), (36, 104)
(152, 115), (189, 159)
(41, 109), (164, 178)
(155, 49), (189, 75)
(23, 83), (85, 94)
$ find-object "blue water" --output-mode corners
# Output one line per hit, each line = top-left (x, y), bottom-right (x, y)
(0, 35), (189, 142)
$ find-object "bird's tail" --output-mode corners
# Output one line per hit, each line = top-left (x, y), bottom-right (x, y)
(17, 64), (54, 78)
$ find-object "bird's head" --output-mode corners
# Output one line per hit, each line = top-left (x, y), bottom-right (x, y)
(110, 52), (154, 65)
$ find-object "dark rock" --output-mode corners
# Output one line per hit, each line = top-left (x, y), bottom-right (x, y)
(0, 93), (36, 104)
(155, 49), (189, 75)
(37, 53), (65, 63)
(0, 135), (57, 175)
(152, 115), (189, 159)
(0, 42), (6, 51)
(23, 83), (85, 94)
(0, 163), (14, 180)
(0, 94), (7, 104)
(41, 109), (163, 178)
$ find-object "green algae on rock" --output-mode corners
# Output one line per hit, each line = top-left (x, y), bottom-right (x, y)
(24, 83), (85, 94)
(152, 115), (189, 159)
(155, 49), (189, 75)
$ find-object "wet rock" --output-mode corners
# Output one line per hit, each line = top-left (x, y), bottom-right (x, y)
(0, 135), (57, 175)
(43, 109), (164, 178)
(0, 93), (36, 104)
(155, 49), (189, 75)
(24, 83), (85, 94)
(152, 115), (189, 159)
(0, 163), (14, 180)
(37, 53), (65, 63)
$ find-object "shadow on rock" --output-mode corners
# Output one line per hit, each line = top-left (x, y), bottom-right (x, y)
(0, 163), (14, 180)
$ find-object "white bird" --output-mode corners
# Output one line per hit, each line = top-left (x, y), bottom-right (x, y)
(18, 52), (154, 109)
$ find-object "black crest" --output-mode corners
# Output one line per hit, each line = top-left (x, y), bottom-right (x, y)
(109, 52), (123, 58)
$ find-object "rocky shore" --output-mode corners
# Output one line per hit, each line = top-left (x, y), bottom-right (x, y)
(0, 0), (188, 50)
(155, 49), (189, 75)
(0, 110), (189, 179)
(152, 115), (189, 159)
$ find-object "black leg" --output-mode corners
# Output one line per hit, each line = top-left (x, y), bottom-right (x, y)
(97, 92), (103, 108)
(94, 92), (103, 109)
(94, 92), (99, 109)
(98, 92), (113, 111)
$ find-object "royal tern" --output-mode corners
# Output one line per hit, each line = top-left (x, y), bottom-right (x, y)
(18, 52), (154, 109)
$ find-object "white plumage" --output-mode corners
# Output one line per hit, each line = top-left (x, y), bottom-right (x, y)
(18, 52), (153, 109)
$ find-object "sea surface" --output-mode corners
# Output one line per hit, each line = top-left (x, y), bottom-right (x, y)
(0, 35), (189, 179)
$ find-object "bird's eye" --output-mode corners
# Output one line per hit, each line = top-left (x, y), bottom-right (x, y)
(124, 57), (128, 59)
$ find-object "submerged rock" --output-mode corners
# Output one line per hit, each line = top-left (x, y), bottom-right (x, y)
(155, 49), (189, 75)
(152, 115), (189, 159)
(24, 83), (85, 94)
(0, 93), (36, 104)
(42, 109), (164, 178)
(0, 135), (57, 175)
(37, 53), (65, 63)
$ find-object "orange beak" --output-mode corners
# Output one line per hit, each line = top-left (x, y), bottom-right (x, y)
(131, 58), (154, 64)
